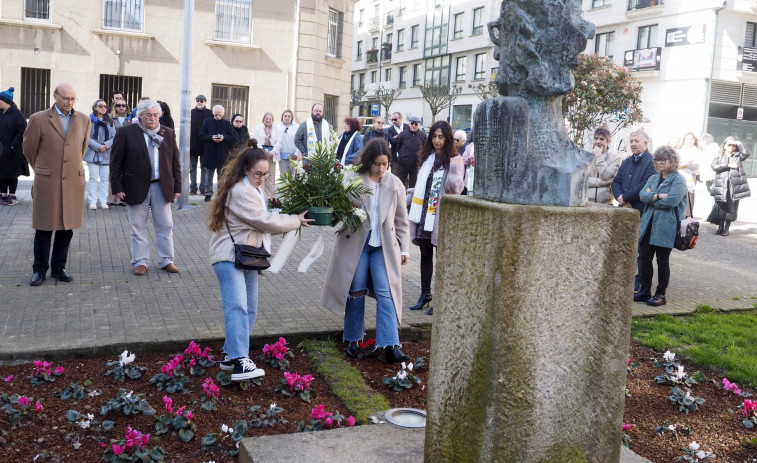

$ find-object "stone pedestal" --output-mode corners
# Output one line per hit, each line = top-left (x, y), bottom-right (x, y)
(424, 196), (638, 463)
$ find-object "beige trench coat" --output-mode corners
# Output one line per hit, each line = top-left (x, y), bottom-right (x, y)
(321, 172), (410, 323)
(22, 106), (90, 231)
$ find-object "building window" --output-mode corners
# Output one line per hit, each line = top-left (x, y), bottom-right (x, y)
(637, 24), (658, 49)
(591, 0), (610, 7)
(214, 0), (252, 43)
(327, 9), (344, 57)
(399, 66), (407, 88)
(211, 83), (249, 122)
(474, 53), (486, 80)
(453, 12), (464, 39)
(425, 55), (450, 86)
(595, 31), (615, 60)
(452, 105), (472, 130)
(102, 0), (144, 31)
(412, 64), (422, 86)
(455, 56), (466, 82)
(20, 67), (50, 116)
(397, 29), (405, 51)
(411, 25), (419, 48)
(425, 3), (450, 57)
(351, 75), (355, 91)
(358, 8), (364, 28)
(372, 37), (379, 49)
(24, 0), (50, 22)
(323, 94), (338, 124)
(746, 22), (757, 48)
(356, 41), (363, 60)
(385, 33), (393, 49)
(371, 71), (377, 83)
(384, 68), (392, 82)
(359, 73), (365, 90)
(472, 7), (484, 36)
(99, 74), (142, 110)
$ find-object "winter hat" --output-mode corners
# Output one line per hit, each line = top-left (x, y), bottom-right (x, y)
(0, 87), (14, 104)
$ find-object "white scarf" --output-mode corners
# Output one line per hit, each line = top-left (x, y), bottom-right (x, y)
(305, 117), (331, 156)
(338, 131), (359, 165)
(408, 154), (444, 232)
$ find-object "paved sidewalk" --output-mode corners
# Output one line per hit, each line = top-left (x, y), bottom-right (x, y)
(0, 179), (755, 360)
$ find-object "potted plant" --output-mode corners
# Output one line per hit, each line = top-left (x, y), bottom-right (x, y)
(277, 139), (370, 231)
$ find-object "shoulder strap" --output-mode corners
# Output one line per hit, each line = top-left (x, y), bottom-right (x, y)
(225, 221), (236, 244)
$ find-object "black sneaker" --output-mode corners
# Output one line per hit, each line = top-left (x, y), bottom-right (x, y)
(231, 357), (265, 381)
(219, 355), (234, 371)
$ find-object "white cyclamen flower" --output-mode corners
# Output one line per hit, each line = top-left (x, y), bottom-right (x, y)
(407, 362), (414, 372)
(696, 450), (706, 459)
(221, 424), (230, 433)
(125, 390), (133, 399)
(668, 424), (676, 431)
(396, 370), (408, 381)
(79, 420), (91, 429)
(689, 441), (700, 451)
(401, 362), (406, 371)
(119, 350), (136, 366)
(685, 390), (693, 400)
(354, 209), (367, 222)
(673, 365), (686, 380)
(270, 403), (277, 410)
(87, 413), (95, 420)
(663, 350), (676, 362)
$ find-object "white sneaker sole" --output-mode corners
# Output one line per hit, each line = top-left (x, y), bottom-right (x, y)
(232, 368), (265, 381)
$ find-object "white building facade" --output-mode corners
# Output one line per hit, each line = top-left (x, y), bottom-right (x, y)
(350, 0), (500, 131)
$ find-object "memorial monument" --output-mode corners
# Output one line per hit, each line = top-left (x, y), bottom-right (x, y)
(423, 1), (639, 461)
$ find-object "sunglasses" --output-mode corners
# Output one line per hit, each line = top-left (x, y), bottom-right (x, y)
(115, 104), (126, 108)
(196, 99), (205, 103)
(391, 118), (398, 121)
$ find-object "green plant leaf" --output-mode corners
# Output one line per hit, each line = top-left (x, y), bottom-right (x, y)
(178, 428), (194, 443)
(65, 410), (81, 422)
(101, 420), (114, 431)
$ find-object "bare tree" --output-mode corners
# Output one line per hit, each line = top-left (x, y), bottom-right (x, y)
(420, 83), (462, 123)
(374, 85), (403, 118)
(468, 82), (499, 102)
(349, 88), (368, 114)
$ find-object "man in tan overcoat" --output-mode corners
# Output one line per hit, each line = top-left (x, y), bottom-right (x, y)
(22, 83), (90, 286)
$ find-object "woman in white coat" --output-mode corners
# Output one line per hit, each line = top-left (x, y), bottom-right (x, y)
(320, 139), (411, 363)
(251, 112), (282, 198)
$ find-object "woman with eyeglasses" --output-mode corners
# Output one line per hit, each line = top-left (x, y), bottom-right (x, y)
(635, 146), (688, 307)
(407, 121), (465, 315)
(363, 117), (388, 143)
(83, 99), (116, 210)
(208, 139), (313, 381)
(279, 109), (298, 176)
(230, 114), (250, 151)
(707, 137), (751, 236)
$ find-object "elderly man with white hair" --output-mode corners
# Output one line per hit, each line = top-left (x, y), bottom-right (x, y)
(199, 104), (234, 201)
(110, 100), (182, 276)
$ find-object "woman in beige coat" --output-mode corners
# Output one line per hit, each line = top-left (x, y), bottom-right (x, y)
(320, 139), (411, 363)
(208, 140), (311, 381)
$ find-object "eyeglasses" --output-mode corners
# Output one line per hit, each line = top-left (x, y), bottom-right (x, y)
(54, 93), (77, 103)
(654, 159), (669, 163)
(196, 99), (205, 103)
(96, 105), (107, 108)
(115, 104), (127, 108)
(250, 171), (271, 179)
(410, 122), (420, 125)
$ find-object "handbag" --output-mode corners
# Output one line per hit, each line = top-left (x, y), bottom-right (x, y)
(226, 222), (271, 270)
(673, 195), (698, 251)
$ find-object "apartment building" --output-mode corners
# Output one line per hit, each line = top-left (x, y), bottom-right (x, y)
(584, 0), (757, 176)
(0, 0), (355, 128)
(350, 0), (499, 131)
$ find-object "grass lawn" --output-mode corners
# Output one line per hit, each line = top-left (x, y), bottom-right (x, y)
(631, 307), (757, 386)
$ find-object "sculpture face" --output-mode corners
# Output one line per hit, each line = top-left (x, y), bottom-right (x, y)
(490, 0), (594, 97)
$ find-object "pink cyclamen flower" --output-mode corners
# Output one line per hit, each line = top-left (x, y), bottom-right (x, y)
(33, 360), (52, 376)
(311, 404), (327, 420)
(185, 410), (194, 420)
(184, 341), (201, 357)
(3, 375), (13, 382)
(622, 423), (632, 431)
(202, 378), (220, 398)
(99, 442), (106, 447)
(735, 388), (743, 396)
(35, 401), (43, 413)
(112, 444), (126, 455)
(162, 396), (173, 413)
(324, 417), (334, 427)
(54, 366), (65, 374)
(17, 396), (29, 406)
(347, 416), (356, 427)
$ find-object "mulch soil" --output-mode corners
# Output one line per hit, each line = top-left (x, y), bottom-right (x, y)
(0, 341), (755, 462)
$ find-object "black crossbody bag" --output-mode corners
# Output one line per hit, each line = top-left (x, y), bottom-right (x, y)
(225, 222), (271, 270)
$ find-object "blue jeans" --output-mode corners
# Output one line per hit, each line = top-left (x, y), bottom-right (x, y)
(343, 235), (400, 348)
(213, 261), (258, 359)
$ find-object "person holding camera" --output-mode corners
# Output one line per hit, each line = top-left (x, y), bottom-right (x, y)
(199, 105), (234, 202)
(707, 137), (751, 236)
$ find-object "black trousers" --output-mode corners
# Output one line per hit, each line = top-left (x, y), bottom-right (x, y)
(638, 230), (672, 294)
(418, 238), (434, 293)
(0, 178), (18, 194)
(392, 163), (417, 190)
(33, 229), (74, 274)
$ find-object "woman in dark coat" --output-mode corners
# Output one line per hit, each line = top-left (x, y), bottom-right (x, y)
(707, 137), (751, 236)
(158, 101), (174, 129)
(230, 114), (250, 151)
(0, 87), (28, 205)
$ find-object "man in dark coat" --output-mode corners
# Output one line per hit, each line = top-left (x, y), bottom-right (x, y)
(199, 105), (234, 202)
(394, 115), (427, 188)
(110, 100), (181, 276)
(190, 95), (212, 195)
(387, 111), (410, 174)
(611, 129), (655, 294)
(0, 86), (28, 206)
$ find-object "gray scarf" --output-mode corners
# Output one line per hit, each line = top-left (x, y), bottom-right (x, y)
(136, 120), (164, 147)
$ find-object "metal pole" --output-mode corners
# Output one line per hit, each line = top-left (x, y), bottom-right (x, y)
(177, 0), (195, 210)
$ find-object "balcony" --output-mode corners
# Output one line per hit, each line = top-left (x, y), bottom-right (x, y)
(369, 16), (380, 32)
(385, 13), (394, 27)
(623, 47), (662, 72)
(627, 0), (663, 10)
(381, 44), (392, 61)
(366, 49), (379, 65)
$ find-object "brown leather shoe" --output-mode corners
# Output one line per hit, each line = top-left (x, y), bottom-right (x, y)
(133, 265), (147, 276)
(163, 263), (180, 273)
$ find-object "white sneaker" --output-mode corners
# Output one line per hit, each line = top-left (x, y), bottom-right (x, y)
(89, 202), (97, 210)
(231, 357), (265, 381)
(100, 202), (109, 209)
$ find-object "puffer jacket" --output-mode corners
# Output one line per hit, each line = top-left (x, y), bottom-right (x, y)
(710, 141), (751, 202)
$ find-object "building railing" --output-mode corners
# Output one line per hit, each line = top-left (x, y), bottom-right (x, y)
(369, 16), (379, 32)
(381, 44), (392, 61)
(627, 0), (663, 11)
(366, 49), (379, 64)
(385, 13), (394, 26)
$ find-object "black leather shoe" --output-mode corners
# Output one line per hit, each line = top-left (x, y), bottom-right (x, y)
(30, 272), (46, 286)
(51, 269), (73, 282)
(425, 307), (434, 315)
(384, 345), (410, 364)
(345, 341), (359, 358)
(634, 282), (642, 294)
(647, 294), (666, 306)
(205, 195), (212, 202)
(634, 290), (652, 302)
(409, 292), (432, 310)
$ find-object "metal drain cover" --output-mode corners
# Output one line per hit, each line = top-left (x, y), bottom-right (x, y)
(384, 408), (427, 428)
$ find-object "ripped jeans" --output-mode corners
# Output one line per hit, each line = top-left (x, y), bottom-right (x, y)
(343, 234), (400, 348)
